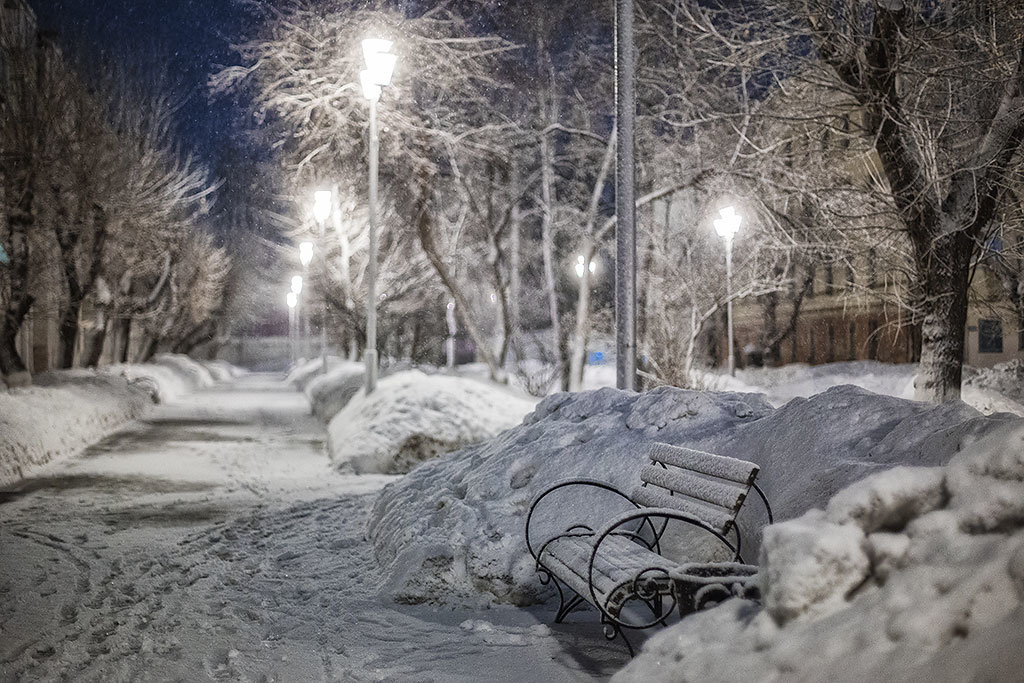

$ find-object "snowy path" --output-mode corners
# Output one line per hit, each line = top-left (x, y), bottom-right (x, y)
(0, 375), (622, 682)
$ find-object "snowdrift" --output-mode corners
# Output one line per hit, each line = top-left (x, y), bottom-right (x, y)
(615, 418), (1024, 683)
(367, 385), (1016, 607)
(304, 362), (365, 421)
(1, 355), (228, 487)
(328, 370), (536, 475)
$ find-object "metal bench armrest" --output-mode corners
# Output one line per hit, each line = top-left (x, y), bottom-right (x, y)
(587, 506), (741, 629)
(525, 479), (637, 562)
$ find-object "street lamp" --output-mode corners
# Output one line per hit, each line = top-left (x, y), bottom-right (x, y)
(360, 37), (396, 394)
(713, 206), (742, 376)
(286, 291), (298, 365)
(575, 254), (597, 280)
(298, 241), (314, 268)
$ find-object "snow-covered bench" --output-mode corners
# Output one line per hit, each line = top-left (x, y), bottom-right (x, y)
(525, 442), (773, 654)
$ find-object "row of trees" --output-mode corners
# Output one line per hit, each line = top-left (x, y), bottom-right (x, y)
(216, 0), (1024, 402)
(1, 27), (230, 385)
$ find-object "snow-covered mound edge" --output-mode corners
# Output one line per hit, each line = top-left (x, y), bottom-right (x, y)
(615, 418), (1024, 683)
(329, 370), (537, 474)
(0, 355), (222, 488)
(304, 362), (365, 422)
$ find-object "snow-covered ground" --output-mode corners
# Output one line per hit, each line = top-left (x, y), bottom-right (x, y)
(0, 354), (221, 488)
(0, 373), (623, 681)
(328, 370), (537, 474)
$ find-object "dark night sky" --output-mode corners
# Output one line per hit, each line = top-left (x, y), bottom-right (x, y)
(29, 0), (248, 168)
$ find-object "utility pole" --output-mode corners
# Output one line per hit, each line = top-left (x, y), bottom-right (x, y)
(615, 0), (637, 391)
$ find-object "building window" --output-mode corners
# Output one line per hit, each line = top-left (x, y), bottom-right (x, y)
(848, 322), (856, 361)
(846, 264), (855, 291)
(809, 327), (816, 364)
(825, 264), (834, 295)
(978, 319), (1003, 354)
(827, 323), (836, 362)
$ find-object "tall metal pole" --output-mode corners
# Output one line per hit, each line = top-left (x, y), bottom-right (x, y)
(615, 0), (637, 391)
(365, 98), (379, 393)
(288, 304), (296, 365)
(319, 219), (328, 375)
(726, 237), (735, 376)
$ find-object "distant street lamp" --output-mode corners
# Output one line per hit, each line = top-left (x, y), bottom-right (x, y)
(298, 241), (314, 268)
(286, 291), (298, 364)
(575, 254), (597, 280)
(360, 38), (396, 395)
(713, 206), (742, 376)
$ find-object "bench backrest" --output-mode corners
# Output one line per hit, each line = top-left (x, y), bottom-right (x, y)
(630, 443), (760, 535)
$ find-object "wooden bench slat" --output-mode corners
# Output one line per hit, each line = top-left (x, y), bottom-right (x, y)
(648, 443), (759, 485)
(630, 485), (736, 534)
(639, 465), (747, 512)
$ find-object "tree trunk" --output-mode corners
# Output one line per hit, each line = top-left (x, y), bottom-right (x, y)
(0, 170), (35, 379)
(913, 234), (972, 402)
(81, 313), (109, 368)
(412, 172), (503, 380)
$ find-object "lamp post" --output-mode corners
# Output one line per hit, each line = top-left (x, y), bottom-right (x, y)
(575, 254), (596, 280)
(713, 206), (742, 376)
(360, 38), (396, 395)
(291, 274), (304, 361)
(286, 291), (298, 365)
(312, 189), (332, 374)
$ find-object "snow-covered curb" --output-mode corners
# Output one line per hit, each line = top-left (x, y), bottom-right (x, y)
(367, 385), (1015, 607)
(1, 354), (228, 488)
(328, 370), (536, 474)
(615, 418), (1024, 682)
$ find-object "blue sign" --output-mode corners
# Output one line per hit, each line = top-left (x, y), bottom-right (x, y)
(0, 243), (8, 265)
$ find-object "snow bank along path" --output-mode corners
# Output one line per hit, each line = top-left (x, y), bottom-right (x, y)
(616, 419), (1024, 682)
(329, 369), (537, 474)
(0, 354), (218, 488)
(368, 385), (1017, 607)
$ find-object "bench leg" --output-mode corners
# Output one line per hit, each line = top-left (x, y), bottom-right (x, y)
(601, 616), (635, 657)
(555, 593), (586, 623)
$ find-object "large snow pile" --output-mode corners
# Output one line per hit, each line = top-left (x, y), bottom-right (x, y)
(615, 418), (1024, 683)
(963, 359), (1024, 416)
(367, 385), (1016, 607)
(328, 370), (536, 475)
(103, 354), (218, 403)
(304, 361), (365, 422)
(0, 373), (153, 487)
(1, 355), (229, 487)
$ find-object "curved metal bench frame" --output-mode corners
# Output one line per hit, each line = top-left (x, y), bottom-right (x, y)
(526, 475), (772, 655)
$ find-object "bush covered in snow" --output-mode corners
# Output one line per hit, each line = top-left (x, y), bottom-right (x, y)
(615, 418), (1024, 682)
(305, 362), (365, 421)
(367, 385), (1016, 607)
(328, 370), (536, 475)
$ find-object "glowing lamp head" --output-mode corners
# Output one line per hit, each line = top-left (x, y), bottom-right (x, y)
(713, 206), (742, 242)
(360, 38), (396, 101)
(299, 241), (314, 267)
(291, 275), (303, 295)
(313, 190), (332, 223)
(286, 292), (297, 309)
(360, 70), (382, 102)
(575, 254), (596, 279)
